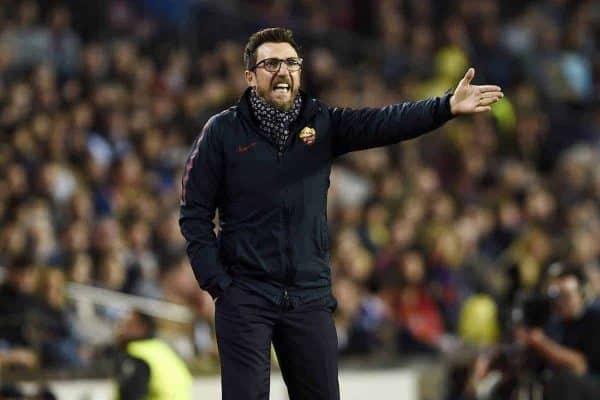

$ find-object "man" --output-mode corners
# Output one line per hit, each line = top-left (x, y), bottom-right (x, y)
(114, 310), (192, 400)
(517, 267), (600, 400)
(0, 255), (40, 370)
(179, 27), (503, 400)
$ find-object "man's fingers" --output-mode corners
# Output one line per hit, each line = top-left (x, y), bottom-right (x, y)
(479, 97), (500, 106)
(478, 85), (502, 93)
(462, 67), (475, 85)
(474, 105), (492, 112)
(480, 92), (503, 99)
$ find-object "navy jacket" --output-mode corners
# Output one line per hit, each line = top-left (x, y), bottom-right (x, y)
(179, 88), (454, 306)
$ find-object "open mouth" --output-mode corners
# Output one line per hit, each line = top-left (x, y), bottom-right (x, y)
(272, 83), (291, 93)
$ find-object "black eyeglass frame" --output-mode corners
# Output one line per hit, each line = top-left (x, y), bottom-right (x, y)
(250, 57), (303, 72)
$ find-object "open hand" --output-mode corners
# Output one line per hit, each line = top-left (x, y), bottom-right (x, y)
(450, 68), (503, 115)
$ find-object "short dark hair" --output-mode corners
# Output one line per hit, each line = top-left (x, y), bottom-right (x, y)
(557, 266), (586, 288)
(243, 28), (300, 70)
(547, 261), (585, 284)
(133, 310), (157, 337)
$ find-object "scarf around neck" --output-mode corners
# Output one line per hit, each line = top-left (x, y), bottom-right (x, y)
(249, 88), (302, 152)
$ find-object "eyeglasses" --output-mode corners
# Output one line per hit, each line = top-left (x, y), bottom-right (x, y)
(251, 57), (303, 73)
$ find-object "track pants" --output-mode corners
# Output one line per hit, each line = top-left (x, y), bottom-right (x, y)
(215, 284), (340, 400)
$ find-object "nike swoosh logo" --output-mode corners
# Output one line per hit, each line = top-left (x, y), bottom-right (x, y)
(238, 142), (257, 153)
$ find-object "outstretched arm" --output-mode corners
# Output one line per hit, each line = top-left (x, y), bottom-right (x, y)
(330, 68), (503, 157)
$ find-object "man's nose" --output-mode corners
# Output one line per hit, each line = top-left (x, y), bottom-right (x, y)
(276, 62), (290, 75)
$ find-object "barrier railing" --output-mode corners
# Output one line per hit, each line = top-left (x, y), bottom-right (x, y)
(66, 283), (194, 323)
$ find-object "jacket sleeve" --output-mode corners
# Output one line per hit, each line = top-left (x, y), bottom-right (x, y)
(179, 117), (232, 299)
(329, 93), (454, 157)
(116, 355), (150, 400)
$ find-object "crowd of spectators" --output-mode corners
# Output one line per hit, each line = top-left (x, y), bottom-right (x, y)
(0, 0), (599, 389)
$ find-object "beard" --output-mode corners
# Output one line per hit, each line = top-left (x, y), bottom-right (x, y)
(255, 75), (298, 111)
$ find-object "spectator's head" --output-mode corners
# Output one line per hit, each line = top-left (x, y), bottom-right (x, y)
(0, 220), (27, 259)
(430, 230), (464, 268)
(160, 253), (199, 302)
(524, 187), (555, 223)
(548, 265), (588, 320)
(6, 163), (28, 200)
(116, 310), (156, 344)
(243, 28), (302, 110)
(67, 252), (93, 284)
(398, 250), (426, 287)
(69, 188), (93, 221)
(389, 218), (416, 249)
(96, 251), (126, 291)
(83, 43), (108, 79)
(18, 0), (39, 27)
(50, 5), (71, 32)
(155, 211), (186, 253)
(5, 255), (37, 294)
(126, 219), (151, 252)
(38, 268), (66, 310)
(92, 217), (122, 254)
(569, 229), (599, 265)
(113, 40), (138, 78)
(497, 198), (521, 230)
(333, 278), (361, 318)
(62, 220), (90, 253)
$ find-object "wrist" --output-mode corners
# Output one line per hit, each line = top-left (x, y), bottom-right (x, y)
(206, 274), (233, 300)
(449, 94), (457, 115)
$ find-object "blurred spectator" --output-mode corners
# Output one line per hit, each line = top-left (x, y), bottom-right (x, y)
(514, 265), (600, 399)
(114, 310), (192, 400)
(36, 268), (86, 368)
(394, 250), (446, 354)
(96, 251), (127, 292)
(0, 255), (40, 370)
(334, 277), (392, 355)
(458, 293), (500, 347)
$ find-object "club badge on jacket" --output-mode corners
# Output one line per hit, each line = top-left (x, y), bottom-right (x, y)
(299, 127), (316, 145)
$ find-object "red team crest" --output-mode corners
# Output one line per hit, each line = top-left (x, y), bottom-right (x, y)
(299, 126), (316, 145)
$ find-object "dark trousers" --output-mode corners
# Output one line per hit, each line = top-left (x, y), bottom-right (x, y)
(215, 284), (340, 400)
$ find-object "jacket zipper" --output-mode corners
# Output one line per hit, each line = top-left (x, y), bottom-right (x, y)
(278, 130), (292, 310)
(282, 288), (290, 311)
(237, 95), (320, 309)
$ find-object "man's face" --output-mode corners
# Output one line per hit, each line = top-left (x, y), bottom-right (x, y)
(552, 276), (585, 320)
(245, 42), (301, 111)
(116, 312), (144, 344)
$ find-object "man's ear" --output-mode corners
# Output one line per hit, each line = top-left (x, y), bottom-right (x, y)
(245, 70), (255, 88)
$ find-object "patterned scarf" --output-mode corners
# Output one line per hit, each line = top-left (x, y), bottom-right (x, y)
(249, 88), (302, 152)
